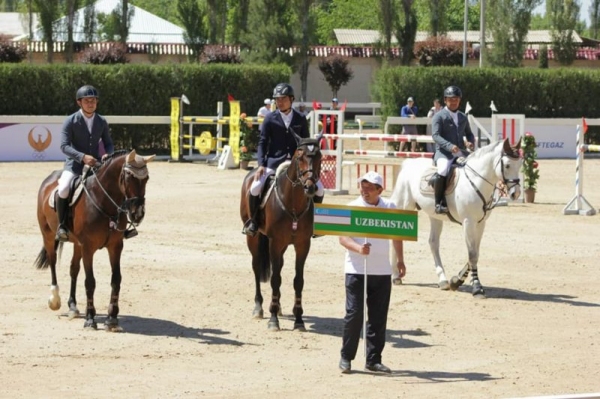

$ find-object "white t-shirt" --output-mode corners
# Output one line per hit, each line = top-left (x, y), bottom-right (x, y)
(343, 196), (396, 276)
(257, 106), (271, 118)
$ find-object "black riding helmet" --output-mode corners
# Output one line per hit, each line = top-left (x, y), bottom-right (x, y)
(76, 85), (99, 100)
(444, 86), (462, 98)
(273, 83), (294, 100)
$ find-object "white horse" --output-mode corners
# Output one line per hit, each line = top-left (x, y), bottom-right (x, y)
(391, 138), (522, 298)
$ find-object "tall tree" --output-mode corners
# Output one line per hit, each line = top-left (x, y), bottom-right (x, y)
(395, 0), (418, 65)
(486, 0), (540, 67)
(177, 0), (207, 62)
(548, 0), (580, 66)
(314, 0), (379, 44)
(429, 0), (448, 35)
(377, 0), (398, 61)
(226, 0), (250, 43)
(591, 0), (600, 39)
(1, 0), (20, 11)
(64, 0), (79, 63)
(119, 0), (131, 45)
(83, 0), (97, 43)
(292, 0), (318, 101)
(240, 0), (296, 67)
(206, 0), (227, 44)
(32, 0), (60, 63)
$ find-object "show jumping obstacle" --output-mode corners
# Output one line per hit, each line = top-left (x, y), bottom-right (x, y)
(564, 124), (598, 216)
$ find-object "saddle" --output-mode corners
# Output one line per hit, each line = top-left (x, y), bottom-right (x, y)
(258, 161), (291, 208)
(48, 168), (91, 209)
(419, 165), (459, 196)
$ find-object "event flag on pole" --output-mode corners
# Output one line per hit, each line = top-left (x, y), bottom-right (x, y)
(583, 117), (588, 134)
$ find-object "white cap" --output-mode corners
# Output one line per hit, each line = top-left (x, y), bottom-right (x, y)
(357, 171), (383, 187)
(264, 98), (271, 105)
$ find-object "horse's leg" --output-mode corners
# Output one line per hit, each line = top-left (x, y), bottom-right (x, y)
(105, 240), (124, 332)
(67, 244), (82, 319)
(462, 219), (486, 298)
(267, 244), (286, 331)
(46, 239), (61, 310)
(81, 246), (98, 329)
(428, 217), (450, 290)
(248, 234), (266, 319)
(291, 241), (310, 332)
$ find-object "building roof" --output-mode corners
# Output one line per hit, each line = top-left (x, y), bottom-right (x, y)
(0, 12), (39, 39)
(13, 0), (185, 44)
(334, 29), (583, 46)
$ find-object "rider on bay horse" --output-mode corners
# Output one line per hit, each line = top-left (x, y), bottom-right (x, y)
(242, 83), (325, 236)
(431, 85), (475, 214)
(55, 85), (114, 242)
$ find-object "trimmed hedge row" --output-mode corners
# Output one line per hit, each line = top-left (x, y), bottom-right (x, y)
(0, 64), (290, 153)
(374, 67), (600, 143)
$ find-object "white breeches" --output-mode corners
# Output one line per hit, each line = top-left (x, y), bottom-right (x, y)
(436, 158), (452, 177)
(57, 170), (76, 199)
(250, 167), (324, 197)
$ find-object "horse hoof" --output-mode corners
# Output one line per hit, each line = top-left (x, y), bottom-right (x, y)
(83, 320), (97, 330)
(252, 310), (264, 319)
(67, 309), (80, 320)
(48, 297), (61, 311)
(450, 276), (464, 291)
(293, 323), (306, 332)
(472, 288), (486, 299)
(268, 322), (280, 331)
(105, 323), (124, 333)
(438, 280), (450, 291)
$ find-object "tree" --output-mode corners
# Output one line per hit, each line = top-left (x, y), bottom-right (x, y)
(538, 44), (549, 68)
(318, 54), (353, 98)
(32, 0), (60, 63)
(591, 0), (600, 39)
(239, 0), (296, 67)
(83, 0), (97, 43)
(177, 0), (207, 62)
(96, 0), (134, 43)
(292, 0), (318, 102)
(428, 0), (448, 35)
(377, 0), (398, 61)
(486, 0), (540, 67)
(395, 0), (418, 65)
(314, 0), (379, 44)
(548, 0), (580, 66)
(206, 0), (227, 44)
(64, 0), (79, 63)
(226, 0), (250, 44)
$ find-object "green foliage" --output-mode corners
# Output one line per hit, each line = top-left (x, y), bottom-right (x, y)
(177, 0), (207, 62)
(200, 46), (241, 64)
(396, 1), (418, 65)
(79, 43), (129, 64)
(521, 132), (540, 190)
(0, 35), (27, 63)
(314, 0), (380, 44)
(414, 36), (465, 66)
(318, 54), (353, 97)
(538, 44), (548, 68)
(226, 0), (250, 44)
(131, 0), (179, 25)
(549, 0), (579, 66)
(0, 63), (290, 153)
(239, 116), (259, 161)
(96, 0), (134, 43)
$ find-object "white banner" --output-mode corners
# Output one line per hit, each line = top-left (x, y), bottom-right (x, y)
(0, 123), (65, 162)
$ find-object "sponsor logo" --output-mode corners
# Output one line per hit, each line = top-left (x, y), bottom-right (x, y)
(28, 127), (52, 160)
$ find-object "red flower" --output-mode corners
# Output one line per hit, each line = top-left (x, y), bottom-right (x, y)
(241, 146), (248, 153)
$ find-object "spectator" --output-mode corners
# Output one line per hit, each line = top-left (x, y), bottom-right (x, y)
(257, 98), (272, 129)
(426, 99), (443, 153)
(399, 97), (418, 152)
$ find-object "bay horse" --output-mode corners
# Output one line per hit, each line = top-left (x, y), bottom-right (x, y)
(34, 149), (155, 331)
(240, 137), (322, 331)
(390, 138), (522, 298)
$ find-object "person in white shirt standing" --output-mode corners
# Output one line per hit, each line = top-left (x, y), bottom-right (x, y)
(338, 171), (406, 374)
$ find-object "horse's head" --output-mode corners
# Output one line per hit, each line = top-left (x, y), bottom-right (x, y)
(498, 138), (523, 200)
(120, 150), (156, 225)
(293, 138), (322, 198)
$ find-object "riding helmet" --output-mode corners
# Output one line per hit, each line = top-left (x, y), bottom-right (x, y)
(273, 83), (294, 99)
(76, 85), (99, 100)
(443, 86), (462, 98)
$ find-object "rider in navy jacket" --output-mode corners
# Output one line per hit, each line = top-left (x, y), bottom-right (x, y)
(242, 83), (324, 236)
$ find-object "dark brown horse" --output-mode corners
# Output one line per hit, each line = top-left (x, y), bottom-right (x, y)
(240, 138), (322, 331)
(34, 149), (155, 331)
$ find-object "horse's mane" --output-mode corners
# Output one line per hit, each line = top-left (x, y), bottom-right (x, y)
(467, 141), (503, 160)
(94, 149), (129, 172)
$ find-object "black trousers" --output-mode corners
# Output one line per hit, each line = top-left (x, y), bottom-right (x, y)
(340, 273), (391, 365)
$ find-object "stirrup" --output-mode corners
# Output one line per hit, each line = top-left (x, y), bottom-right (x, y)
(56, 227), (69, 242)
(242, 220), (257, 237)
(435, 204), (448, 214)
(124, 228), (138, 239)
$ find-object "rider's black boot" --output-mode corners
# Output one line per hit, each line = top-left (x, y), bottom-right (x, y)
(242, 194), (260, 236)
(434, 174), (448, 214)
(55, 196), (69, 242)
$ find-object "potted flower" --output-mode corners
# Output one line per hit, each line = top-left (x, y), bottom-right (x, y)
(521, 132), (540, 203)
(239, 113), (259, 170)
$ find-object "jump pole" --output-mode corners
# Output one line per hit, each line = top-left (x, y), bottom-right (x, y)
(563, 124), (597, 216)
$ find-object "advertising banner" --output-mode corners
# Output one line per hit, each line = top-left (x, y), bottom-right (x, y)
(0, 123), (65, 162)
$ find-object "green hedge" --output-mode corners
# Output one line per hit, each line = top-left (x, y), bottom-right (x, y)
(374, 67), (600, 143)
(0, 64), (290, 153)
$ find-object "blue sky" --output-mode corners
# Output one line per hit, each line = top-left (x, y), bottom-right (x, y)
(534, 0), (592, 25)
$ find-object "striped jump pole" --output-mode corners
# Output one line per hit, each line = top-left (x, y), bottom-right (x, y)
(563, 125), (597, 216)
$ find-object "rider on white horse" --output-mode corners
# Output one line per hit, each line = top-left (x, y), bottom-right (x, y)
(431, 86), (476, 214)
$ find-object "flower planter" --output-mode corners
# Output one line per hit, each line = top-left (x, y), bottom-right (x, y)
(240, 160), (250, 170)
(524, 188), (536, 203)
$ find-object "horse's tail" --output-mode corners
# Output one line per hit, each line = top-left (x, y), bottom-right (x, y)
(258, 233), (271, 283)
(33, 241), (63, 270)
(34, 247), (48, 269)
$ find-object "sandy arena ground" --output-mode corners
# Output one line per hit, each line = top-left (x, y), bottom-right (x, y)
(1, 155), (599, 399)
